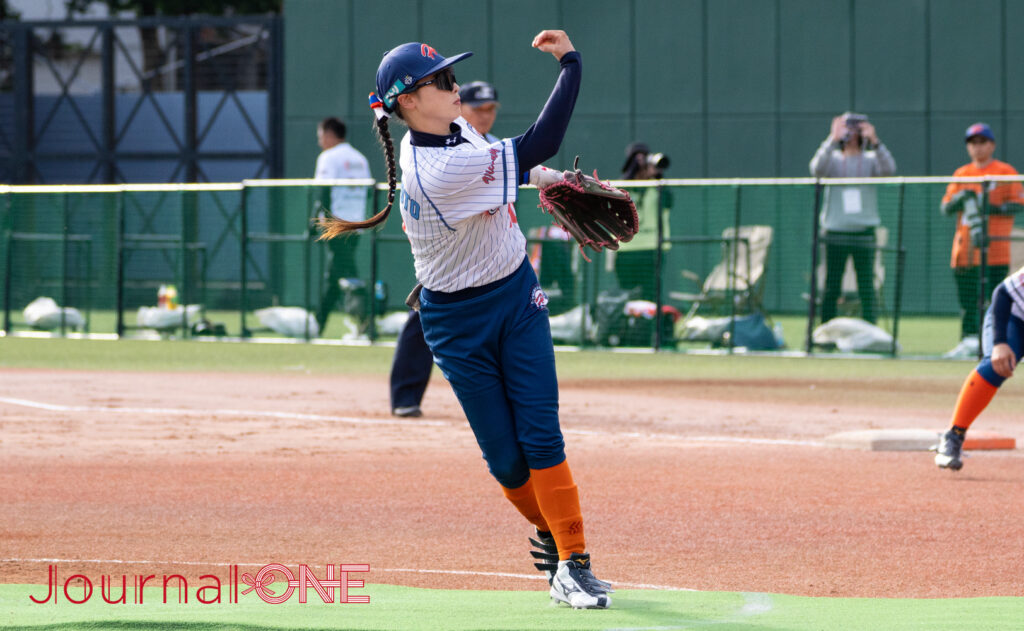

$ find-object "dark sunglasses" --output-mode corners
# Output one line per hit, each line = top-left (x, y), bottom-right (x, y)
(408, 68), (456, 94)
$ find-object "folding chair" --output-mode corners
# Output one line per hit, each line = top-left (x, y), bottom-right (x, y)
(670, 225), (774, 320)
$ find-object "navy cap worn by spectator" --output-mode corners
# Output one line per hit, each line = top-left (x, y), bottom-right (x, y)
(459, 81), (498, 105)
(965, 122), (995, 142)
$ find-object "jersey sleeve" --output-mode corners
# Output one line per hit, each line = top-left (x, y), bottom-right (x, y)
(410, 139), (519, 223)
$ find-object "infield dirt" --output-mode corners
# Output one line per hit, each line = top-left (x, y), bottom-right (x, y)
(2, 368), (1023, 598)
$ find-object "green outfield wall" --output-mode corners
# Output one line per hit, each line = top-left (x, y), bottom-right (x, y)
(283, 0), (1024, 181)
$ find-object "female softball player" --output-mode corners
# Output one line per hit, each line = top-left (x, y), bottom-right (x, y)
(934, 265), (1024, 470)
(320, 30), (611, 609)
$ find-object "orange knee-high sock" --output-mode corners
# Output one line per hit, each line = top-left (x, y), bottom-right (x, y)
(530, 460), (585, 560)
(500, 478), (549, 533)
(951, 369), (999, 431)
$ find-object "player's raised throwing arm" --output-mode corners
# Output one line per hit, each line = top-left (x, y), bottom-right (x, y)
(514, 30), (582, 176)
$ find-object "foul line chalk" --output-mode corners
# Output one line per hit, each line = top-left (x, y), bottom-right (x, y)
(0, 396), (825, 448)
(0, 396), (448, 427)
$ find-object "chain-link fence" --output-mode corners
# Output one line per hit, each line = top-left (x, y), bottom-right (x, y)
(3, 177), (1022, 356)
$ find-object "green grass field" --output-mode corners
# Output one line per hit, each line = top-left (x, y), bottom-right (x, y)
(0, 335), (972, 381)
(2, 308), (966, 356)
(1, 584), (1023, 631)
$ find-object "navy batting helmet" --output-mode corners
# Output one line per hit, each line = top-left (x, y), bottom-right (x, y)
(375, 43), (472, 111)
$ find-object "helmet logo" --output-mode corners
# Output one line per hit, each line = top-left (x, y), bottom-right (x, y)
(420, 44), (437, 59)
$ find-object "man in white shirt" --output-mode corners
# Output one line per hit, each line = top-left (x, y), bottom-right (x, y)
(313, 117), (371, 331)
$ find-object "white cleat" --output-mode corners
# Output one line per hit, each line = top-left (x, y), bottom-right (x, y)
(549, 553), (612, 609)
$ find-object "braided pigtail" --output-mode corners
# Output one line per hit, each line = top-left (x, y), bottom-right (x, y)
(318, 97), (399, 240)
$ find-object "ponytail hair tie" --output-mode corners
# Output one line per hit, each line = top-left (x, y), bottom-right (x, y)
(369, 92), (390, 121)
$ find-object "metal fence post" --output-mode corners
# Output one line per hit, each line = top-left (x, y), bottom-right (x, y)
(60, 194), (69, 336)
(239, 184), (249, 337)
(653, 182), (665, 351)
(891, 181), (906, 356)
(805, 180), (824, 353)
(3, 194), (13, 332)
(977, 180), (991, 361)
(726, 184), (741, 353)
(303, 186), (313, 341)
(115, 191), (125, 337)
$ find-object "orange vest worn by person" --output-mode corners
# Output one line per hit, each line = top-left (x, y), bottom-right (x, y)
(941, 160), (1024, 268)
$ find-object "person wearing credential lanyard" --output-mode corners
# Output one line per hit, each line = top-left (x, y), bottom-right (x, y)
(809, 112), (896, 325)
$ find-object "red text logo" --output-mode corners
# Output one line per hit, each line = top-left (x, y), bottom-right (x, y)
(482, 147), (501, 184)
(29, 563), (370, 606)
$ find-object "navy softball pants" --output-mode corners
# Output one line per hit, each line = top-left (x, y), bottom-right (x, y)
(389, 310), (434, 410)
(419, 257), (566, 489)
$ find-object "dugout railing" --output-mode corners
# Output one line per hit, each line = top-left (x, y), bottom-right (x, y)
(2, 176), (1023, 358)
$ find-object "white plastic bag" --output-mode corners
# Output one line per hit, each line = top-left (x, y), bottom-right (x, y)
(812, 317), (900, 353)
(254, 306), (320, 338)
(137, 304), (202, 331)
(23, 297), (85, 330)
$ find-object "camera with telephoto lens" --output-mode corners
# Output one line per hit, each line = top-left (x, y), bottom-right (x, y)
(645, 152), (670, 170)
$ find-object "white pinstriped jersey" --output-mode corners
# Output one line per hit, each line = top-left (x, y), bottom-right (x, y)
(1001, 265), (1024, 321)
(398, 117), (523, 292)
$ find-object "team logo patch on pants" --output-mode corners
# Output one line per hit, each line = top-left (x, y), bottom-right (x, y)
(530, 285), (549, 311)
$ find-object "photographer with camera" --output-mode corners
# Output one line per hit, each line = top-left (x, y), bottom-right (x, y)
(809, 112), (896, 325)
(617, 142), (672, 302)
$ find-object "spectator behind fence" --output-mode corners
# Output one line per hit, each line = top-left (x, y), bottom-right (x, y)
(313, 117), (371, 333)
(387, 80), (502, 418)
(616, 142), (672, 302)
(459, 81), (500, 141)
(940, 123), (1024, 359)
(809, 112), (896, 325)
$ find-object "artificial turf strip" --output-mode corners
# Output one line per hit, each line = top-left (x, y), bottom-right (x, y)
(1, 584), (1023, 631)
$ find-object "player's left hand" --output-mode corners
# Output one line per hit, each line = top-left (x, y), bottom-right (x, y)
(991, 343), (1016, 378)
